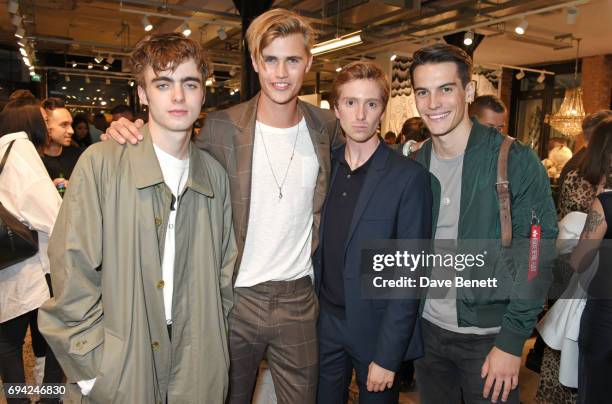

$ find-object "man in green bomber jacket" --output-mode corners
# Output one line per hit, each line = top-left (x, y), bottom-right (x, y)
(406, 44), (557, 404)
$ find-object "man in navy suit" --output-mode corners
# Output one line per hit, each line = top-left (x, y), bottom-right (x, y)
(315, 61), (432, 403)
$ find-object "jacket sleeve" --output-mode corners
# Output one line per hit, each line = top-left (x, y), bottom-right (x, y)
(38, 151), (105, 382)
(219, 171), (237, 319)
(494, 146), (558, 356)
(373, 167), (432, 371)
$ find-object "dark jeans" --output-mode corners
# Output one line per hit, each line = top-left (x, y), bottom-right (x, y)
(317, 308), (400, 404)
(578, 299), (612, 404)
(414, 319), (520, 404)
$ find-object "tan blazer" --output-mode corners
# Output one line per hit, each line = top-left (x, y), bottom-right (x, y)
(198, 93), (343, 281)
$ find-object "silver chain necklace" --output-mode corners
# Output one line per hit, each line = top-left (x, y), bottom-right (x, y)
(257, 122), (300, 200)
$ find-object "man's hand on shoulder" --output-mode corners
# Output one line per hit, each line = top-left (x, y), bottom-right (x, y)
(481, 346), (520, 403)
(366, 362), (395, 392)
(101, 118), (145, 144)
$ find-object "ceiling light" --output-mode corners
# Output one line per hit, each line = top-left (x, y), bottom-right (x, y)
(390, 54), (397, 61)
(23, 56), (30, 66)
(515, 19), (528, 35)
(537, 72), (546, 83)
(110, 98), (115, 102)
(229, 89), (234, 95)
(65, 75), (70, 82)
(515, 70), (525, 80)
(28, 65), (34, 71)
(72, 61), (77, 68)
(79, 87), (84, 91)
(106, 78), (111, 85)
(96, 88), (101, 92)
(61, 86), (67, 90)
(29, 71), (35, 76)
(463, 31), (474, 46)
(217, 27), (228, 41)
(19, 47), (27, 57)
(142, 15), (153, 32)
(8, 0), (18, 14)
(335, 66), (342, 72)
(11, 14), (22, 26)
(566, 7), (578, 25)
(205, 78), (214, 86)
(181, 21), (191, 37)
(85, 76), (91, 84)
(87, 62), (93, 69)
(129, 80), (134, 87)
(101, 101), (107, 106)
(106, 55), (114, 64)
(94, 55), (104, 64)
(103, 65), (109, 70)
(17, 40), (26, 47)
(311, 31), (363, 56)
(229, 68), (236, 77)
(15, 27), (25, 39)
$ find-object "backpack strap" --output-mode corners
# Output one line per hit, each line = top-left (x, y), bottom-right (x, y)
(497, 136), (515, 247)
(0, 140), (16, 175)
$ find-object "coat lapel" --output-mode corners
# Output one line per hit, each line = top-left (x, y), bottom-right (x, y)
(345, 144), (390, 248)
(232, 95), (258, 241)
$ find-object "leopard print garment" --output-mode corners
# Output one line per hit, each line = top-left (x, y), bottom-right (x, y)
(557, 170), (596, 219)
(535, 347), (577, 404)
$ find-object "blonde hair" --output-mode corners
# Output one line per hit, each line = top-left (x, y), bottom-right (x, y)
(332, 61), (390, 109)
(245, 8), (315, 63)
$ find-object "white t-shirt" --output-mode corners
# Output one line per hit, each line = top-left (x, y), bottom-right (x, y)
(235, 118), (319, 287)
(153, 144), (190, 324)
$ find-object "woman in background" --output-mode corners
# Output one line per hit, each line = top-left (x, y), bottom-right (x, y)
(71, 113), (93, 148)
(0, 100), (63, 403)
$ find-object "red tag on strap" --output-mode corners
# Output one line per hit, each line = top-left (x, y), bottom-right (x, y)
(528, 216), (541, 281)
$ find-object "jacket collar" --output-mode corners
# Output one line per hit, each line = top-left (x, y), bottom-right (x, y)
(0, 131), (29, 147)
(236, 92), (327, 133)
(131, 124), (213, 197)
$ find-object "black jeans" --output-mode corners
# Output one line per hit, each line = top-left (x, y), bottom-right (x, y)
(414, 319), (520, 404)
(578, 299), (612, 404)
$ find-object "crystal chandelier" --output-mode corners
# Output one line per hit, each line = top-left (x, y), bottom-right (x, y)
(548, 39), (585, 137)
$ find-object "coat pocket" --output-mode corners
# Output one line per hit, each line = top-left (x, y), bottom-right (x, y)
(86, 329), (125, 403)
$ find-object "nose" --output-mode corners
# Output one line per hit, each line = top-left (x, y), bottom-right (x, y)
(172, 84), (185, 103)
(356, 103), (366, 121)
(428, 92), (441, 110)
(275, 61), (288, 78)
(67, 125), (74, 135)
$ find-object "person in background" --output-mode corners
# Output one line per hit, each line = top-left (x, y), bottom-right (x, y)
(400, 116), (430, 156)
(383, 130), (397, 145)
(91, 112), (108, 142)
(559, 110), (612, 190)
(110, 104), (134, 122)
(41, 98), (82, 193)
(0, 100), (64, 404)
(469, 94), (508, 134)
(8, 89), (37, 103)
(71, 113), (93, 148)
(569, 116), (612, 404)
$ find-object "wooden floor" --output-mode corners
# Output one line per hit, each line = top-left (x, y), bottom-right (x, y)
(1, 335), (541, 404)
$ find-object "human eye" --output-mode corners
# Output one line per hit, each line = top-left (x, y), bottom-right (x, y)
(264, 57), (276, 64)
(368, 101), (378, 109)
(345, 99), (355, 107)
(156, 83), (169, 90)
(185, 82), (200, 90)
(441, 86), (453, 93)
(415, 89), (428, 97)
(288, 57), (299, 64)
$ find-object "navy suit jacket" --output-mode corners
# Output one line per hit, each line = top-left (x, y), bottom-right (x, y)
(314, 142), (432, 372)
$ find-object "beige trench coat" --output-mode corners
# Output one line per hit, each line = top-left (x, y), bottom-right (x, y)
(38, 125), (237, 404)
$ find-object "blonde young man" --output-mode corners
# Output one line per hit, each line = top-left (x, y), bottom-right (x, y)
(104, 9), (342, 404)
(38, 33), (236, 403)
(315, 61), (431, 403)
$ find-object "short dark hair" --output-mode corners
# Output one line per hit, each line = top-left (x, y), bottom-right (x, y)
(401, 116), (430, 142)
(42, 97), (66, 111)
(110, 104), (133, 116)
(0, 102), (48, 151)
(579, 116), (612, 188)
(469, 95), (507, 117)
(410, 44), (472, 88)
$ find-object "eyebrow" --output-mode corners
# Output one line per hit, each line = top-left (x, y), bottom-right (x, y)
(414, 82), (458, 91)
(261, 54), (304, 60)
(151, 76), (202, 84)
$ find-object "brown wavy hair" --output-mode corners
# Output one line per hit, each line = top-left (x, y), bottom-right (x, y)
(331, 61), (390, 111)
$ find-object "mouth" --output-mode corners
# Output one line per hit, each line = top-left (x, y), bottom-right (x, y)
(426, 111), (451, 122)
(168, 110), (188, 117)
(271, 82), (290, 91)
(352, 125), (369, 131)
